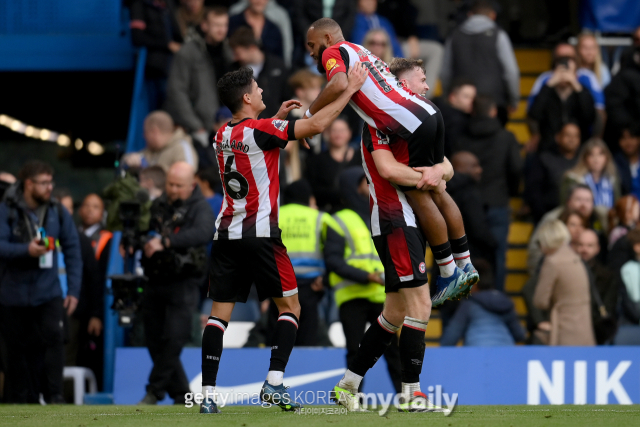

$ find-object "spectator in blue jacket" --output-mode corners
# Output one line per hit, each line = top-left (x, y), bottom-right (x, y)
(351, 0), (403, 58)
(0, 160), (82, 403)
(440, 271), (526, 347)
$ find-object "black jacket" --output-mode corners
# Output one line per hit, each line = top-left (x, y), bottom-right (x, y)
(528, 84), (596, 152)
(292, 0), (357, 41)
(130, 0), (183, 78)
(74, 234), (104, 321)
(605, 54), (640, 147)
(433, 98), (470, 158)
(446, 173), (497, 264)
(458, 117), (523, 207)
(252, 54), (291, 119)
(324, 167), (371, 285)
(145, 185), (214, 283)
(525, 149), (578, 223)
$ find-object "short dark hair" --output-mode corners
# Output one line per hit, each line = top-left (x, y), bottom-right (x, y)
(196, 167), (222, 193)
(228, 26), (259, 49)
(622, 123), (640, 138)
(139, 165), (166, 190)
(18, 160), (54, 182)
(449, 77), (475, 95)
(566, 183), (593, 201)
(203, 6), (228, 21)
(388, 57), (424, 79)
(472, 94), (496, 117)
(471, 0), (496, 14)
(282, 179), (313, 206)
(218, 67), (255, 114)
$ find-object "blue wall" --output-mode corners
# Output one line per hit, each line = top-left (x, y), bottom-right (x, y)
(0, 1), (134, 70)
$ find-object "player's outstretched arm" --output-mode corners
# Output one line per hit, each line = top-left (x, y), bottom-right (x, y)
(294, 63), (367, 140)
(307, 72), (349, 116)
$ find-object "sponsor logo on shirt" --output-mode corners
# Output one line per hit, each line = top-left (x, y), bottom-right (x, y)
(325, 58), (337, 71)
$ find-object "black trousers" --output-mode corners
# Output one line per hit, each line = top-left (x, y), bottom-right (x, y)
(142, 280), (199, 402)
(339, 299), (402, 393)
(1, 298), (65, 403)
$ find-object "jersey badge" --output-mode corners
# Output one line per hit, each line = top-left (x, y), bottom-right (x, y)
(325, 58), (338, 71)
(272, 119), (288, 132)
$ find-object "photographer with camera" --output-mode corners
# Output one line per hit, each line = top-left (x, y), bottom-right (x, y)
(0, 160), (82, 404)
(138, 161), (215, 405)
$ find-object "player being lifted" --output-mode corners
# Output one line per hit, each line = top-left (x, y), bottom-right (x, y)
(199, 64), (368, 414)
(304, 18), (478, 411)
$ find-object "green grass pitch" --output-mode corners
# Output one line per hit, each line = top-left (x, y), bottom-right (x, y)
(1, 405), (639, 427)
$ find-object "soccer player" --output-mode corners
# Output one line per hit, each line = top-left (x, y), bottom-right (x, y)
(305, 18), (478, 306)
(199, 64), (368, 414)
(304, 18), (476, 412)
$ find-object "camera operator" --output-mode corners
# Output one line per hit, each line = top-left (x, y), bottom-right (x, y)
(138, 161), (214, 405)
(0, 161), (82, 403)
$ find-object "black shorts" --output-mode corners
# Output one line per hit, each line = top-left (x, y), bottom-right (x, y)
(372, 226), (429, 293)
(208, 237), (298, 303)
(363, 112), (445, 192)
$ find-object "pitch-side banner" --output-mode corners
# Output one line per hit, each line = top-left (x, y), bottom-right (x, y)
(114, 347), (640, 405)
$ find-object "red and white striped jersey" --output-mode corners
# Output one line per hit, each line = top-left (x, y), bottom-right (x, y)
(213, 118), (297, 240)
(322, 41), (437, 139)
(361, 125), (417, 237)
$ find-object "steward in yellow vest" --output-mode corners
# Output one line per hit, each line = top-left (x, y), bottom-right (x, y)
(279, 180), (341, 345)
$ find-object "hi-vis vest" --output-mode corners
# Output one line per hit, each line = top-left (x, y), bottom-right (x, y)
(329, 209), (385, 307)
(279, 204), (337, 279)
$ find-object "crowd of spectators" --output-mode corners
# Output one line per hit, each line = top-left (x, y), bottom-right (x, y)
(2, 0), (640, 402)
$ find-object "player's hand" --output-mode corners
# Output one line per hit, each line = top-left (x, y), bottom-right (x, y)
(64, 295), (79, 316)
(28, 238), (49, 257)
(298, 138), (311, 149)
(273, 100), (302, 120)
(347, 62), (368, 93)
(432, 180), (447, 194)
(414, 165), (443, 190)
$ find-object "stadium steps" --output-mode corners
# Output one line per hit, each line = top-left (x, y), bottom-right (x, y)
(422, 48), (548, 345)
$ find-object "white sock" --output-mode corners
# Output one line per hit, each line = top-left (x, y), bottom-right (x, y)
(436, 255), (455, 278)
(402, 382), (421, 397)
(338, 370), (363, 391)
(202, 385), (215, 400)
(266, 370), (284, 386)
(453, 251), (471, 268)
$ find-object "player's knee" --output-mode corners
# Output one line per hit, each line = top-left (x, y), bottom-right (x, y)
(381, 306), (405, 327)
(276, 296), (301, 318)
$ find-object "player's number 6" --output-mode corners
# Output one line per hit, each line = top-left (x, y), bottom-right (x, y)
(223, 155), (249, 199)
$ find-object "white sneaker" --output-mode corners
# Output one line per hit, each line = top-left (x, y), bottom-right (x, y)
(332, 384), (368, 412)
(397, 391), (446, 412)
